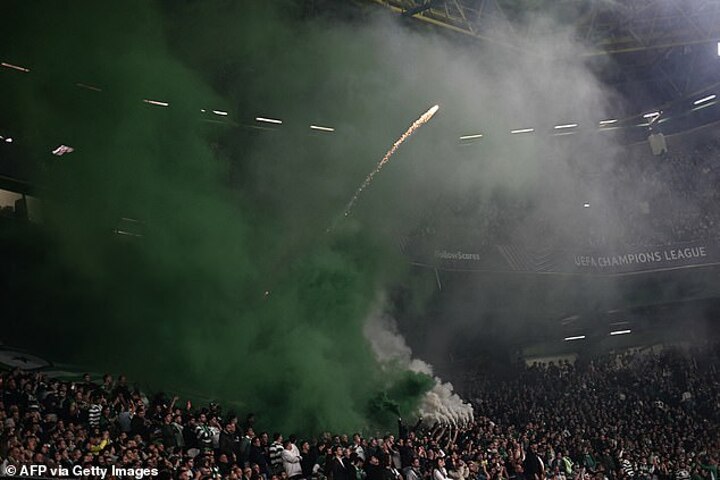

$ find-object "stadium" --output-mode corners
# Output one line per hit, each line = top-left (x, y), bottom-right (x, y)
(0, 0), (719, 479)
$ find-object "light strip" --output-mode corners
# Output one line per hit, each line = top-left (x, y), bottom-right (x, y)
(599, 119), (618, 125)
(610, 329), (632, 336)
(459, 134), (484, 140)
(510, 128), (534, 134)
(76, 83), (102, 92)
(256, 116), (282, 124)
(143, 99), (169, 107)
(691, 102), (715, 113)
(564, 335), (586, 341)
(693, 94), (716, 105)
(554, 123), (578, 130)
(212, 110), (229, 116)
(1, 62), (30, 73)
(115, 230), (143, 238)
(310, 125), (335, 132)
(643, 111), (660, 119)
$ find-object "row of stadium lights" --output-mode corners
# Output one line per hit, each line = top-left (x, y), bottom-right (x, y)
(564, 329), (631, 341)
(132, 93), (720, 139)
(459, 103), (708, 140)
(2, 60), (719, 148)
(144, 101), (336, 131)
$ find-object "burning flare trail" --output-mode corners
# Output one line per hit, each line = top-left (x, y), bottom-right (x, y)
(337, 104), (440, 223)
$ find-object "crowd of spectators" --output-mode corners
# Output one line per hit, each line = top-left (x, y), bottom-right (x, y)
(407, 134), (720, 251)
(603, 138), (720, 247)
(1, 346), (718, 480)
(466, 346), (719, 480)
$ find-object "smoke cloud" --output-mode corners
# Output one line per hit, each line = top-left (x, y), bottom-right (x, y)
(364, 302), (474, 426)
(0, 0), (643, 433)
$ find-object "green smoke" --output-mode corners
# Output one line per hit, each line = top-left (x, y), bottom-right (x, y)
(0, 0), (437, 433)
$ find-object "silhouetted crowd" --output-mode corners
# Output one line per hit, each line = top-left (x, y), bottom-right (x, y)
(604, 139), (720, 247)
(0, 346), (718, 480)
(409, 135), (720, 251)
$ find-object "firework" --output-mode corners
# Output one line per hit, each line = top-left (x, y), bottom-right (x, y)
(335, 104), (439, 225)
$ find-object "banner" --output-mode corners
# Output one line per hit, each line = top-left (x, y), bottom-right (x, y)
(567, 244), (713, 275)
(403, 238), (720, 275)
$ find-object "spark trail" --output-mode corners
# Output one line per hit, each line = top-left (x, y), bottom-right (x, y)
(335, 104), (440, 226)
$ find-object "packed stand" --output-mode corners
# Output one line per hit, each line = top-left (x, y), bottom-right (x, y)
(0, 346), (718, 480)
(407, 135), (720, 251)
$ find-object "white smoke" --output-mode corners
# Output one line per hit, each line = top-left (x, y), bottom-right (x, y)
(363, 304), (474, 426)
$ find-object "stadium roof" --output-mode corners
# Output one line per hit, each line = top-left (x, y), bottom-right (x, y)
(365, 0), (720, 113)
(367, 0), (720, 55)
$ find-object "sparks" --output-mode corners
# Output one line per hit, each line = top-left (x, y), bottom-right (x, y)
(338, 104), (439, 223)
